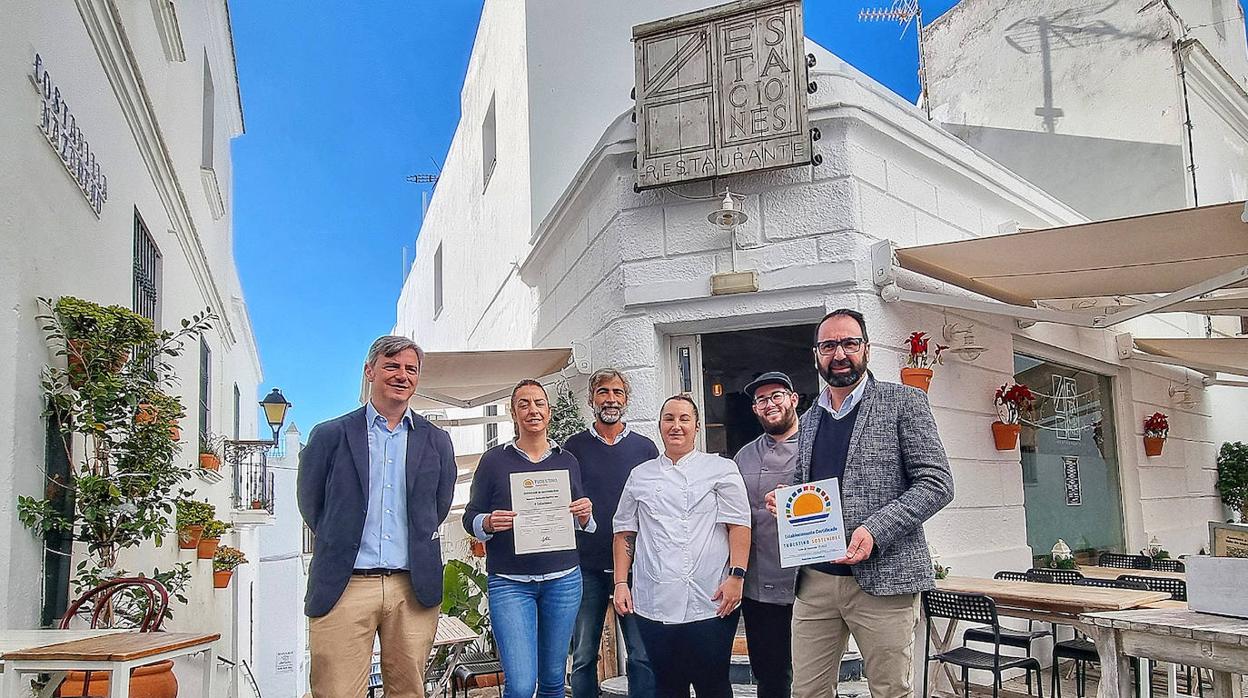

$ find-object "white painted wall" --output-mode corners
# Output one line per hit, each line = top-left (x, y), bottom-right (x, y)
(255, 425), (309, 698)
(924, 0), (1248, 219)
(1, 1), (265, 691)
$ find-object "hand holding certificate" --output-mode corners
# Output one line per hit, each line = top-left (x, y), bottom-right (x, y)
(510, 470), (577, 555)
(776, 477), (848, 568)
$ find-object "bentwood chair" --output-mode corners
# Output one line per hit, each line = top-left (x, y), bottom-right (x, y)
(922, 589), (1044, 698)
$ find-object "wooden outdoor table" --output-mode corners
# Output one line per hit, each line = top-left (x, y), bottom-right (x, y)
(1082, 608), (1247, 698)
(0, 631), (218, 698)
(1078, 566), (1187, 583)
(929, 577), (1170, 698)
(425, 615), (480, 698)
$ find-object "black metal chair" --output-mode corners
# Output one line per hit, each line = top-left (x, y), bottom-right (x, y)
(450, 650), (504, 698)
(1026, 568), (1083, 585)
(1151, 558), (1185, 573)
(922, 589), (1044, 698)
(963, 572), (1051, 694)
(1050, 579), (1149, 698)
(1117, 574), (1186, 601)
(1098, 552), (1152, 569)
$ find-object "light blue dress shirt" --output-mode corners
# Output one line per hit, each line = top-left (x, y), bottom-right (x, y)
(818, 377), (868, 421)
(354, 401), (413, 570)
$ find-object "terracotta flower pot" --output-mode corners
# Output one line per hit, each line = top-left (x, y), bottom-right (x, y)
(1144, 435), (1165, 457)
(66, 339), (127, 385)
(199, 453), (220, 471)
(213, 569), (234, 589)
(198, 536), (221, 560)
(135, 403), (158, 425)
(251, 500), (264, 510)
(900, 367), (934, 392)
(470, 539), (486, 558)
(178, 524), (204, 550)
(58, 659), (177, 698)
(169, 425), (181, 441)
(992, 421), (1021, 450)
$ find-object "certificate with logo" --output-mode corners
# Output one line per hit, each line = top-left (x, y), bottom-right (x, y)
(509, 470), (576, 555)
(777, 478), (848, 568)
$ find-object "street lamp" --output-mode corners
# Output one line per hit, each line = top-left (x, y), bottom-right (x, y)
(260, 388), (292, 444)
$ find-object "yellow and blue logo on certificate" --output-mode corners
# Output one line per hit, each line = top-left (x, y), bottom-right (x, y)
(784, 484), (833, 525)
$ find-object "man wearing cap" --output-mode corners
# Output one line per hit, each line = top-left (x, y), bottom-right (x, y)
(732, 372), (800, 698)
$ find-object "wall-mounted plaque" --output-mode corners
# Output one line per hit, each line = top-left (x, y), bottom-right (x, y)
(633, 0), (812, 189)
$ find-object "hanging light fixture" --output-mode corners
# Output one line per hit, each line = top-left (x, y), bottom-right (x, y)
(707, 189), (748, 229)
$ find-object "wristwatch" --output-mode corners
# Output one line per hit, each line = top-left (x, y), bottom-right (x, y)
(727, 566), (747, 579)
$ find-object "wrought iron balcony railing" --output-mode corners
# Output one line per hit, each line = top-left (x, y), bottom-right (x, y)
(223, 439), (275, 514)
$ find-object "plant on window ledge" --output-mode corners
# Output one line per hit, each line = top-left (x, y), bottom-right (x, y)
(900, 331), (947, 393)
(18, 296), (214, 625)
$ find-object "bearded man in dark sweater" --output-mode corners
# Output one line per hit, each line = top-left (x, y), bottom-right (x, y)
(766, 309), (954, 698)
(564, 369), (658, 698)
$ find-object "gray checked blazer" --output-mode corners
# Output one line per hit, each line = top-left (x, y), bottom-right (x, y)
(794, 373), (954, 596)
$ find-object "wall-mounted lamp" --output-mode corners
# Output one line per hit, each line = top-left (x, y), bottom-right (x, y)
(942, 321), (987, 362)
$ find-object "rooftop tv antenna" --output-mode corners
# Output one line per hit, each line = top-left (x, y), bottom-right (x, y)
(859, 0), (931, 120)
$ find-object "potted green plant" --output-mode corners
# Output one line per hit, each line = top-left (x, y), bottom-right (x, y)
(19, 296), (213, 631)
(213, 546), (248, 588)
(1216, 441), (1248, 523)
(199, 433), (223, 472)
(197, 519), (231, 560)
(901, 331), (948, 393)
(176, 499), (215, 550)
(992, 382), (1034, 450)
(1143, 412), (1169, 457)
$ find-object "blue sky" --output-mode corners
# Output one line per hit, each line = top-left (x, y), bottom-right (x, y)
(231, 1), (958, 433)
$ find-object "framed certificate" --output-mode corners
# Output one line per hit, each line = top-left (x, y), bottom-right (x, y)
(777, 478), (848, 568)
(509, 470), (576, 555)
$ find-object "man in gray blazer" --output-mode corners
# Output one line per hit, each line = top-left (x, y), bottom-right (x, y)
(298, 336), (457, 697)
(768, 309), (953, 698)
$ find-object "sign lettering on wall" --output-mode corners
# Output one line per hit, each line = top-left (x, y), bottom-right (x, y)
(30, 53), (108, 216)
(275, 651), (294, 674)
(632, 0), (811, 189)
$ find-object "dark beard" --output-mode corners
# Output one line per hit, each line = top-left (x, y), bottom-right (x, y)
(762, 410), (797, 435)
(821, 359), (864, 387)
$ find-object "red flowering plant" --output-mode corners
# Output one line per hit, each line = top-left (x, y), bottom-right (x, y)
(994, 382), (1035, 425)
(904, 332), (949, 370)
(1143, 412), (1169, 438)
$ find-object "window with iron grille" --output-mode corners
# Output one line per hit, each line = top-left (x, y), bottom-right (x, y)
(484, 404), (499, 449)
(132, 209), (161, 326)
(199, 338), (211, 448)
(233, 383), (241, 440)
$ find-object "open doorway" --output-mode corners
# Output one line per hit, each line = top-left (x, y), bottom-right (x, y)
(696, 324), (820, 458)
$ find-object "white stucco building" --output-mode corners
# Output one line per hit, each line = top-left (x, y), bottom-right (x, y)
(2, 1), (274, 694)
(397, 0), (1247, 593)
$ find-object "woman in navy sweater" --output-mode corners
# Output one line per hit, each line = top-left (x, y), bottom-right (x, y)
(463, 380), (594, 698)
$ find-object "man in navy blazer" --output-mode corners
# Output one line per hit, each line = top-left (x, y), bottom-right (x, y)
(298, 335), (456, 698)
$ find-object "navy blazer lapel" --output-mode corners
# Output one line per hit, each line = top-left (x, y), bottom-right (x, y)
(346, 407), (369, 493)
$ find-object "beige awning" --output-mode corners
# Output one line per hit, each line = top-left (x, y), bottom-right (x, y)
(360, 347), (574, 410)
(1132, 337), (1248, 377)
(894, 201), (1248, 306)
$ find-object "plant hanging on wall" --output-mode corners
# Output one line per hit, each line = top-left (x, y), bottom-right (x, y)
(992, 382), (1035, 451)
(900, 331), (948, 393)
(17, 296), (214, 625)
(1142, 412), (1169, 457)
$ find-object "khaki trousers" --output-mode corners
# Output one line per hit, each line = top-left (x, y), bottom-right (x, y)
(309, 573), (439, 698)
(791, 569), (921, 698)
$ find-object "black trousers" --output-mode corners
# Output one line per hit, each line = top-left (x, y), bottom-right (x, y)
(635, 610), (739, 698)
(741, 598), (793, 698)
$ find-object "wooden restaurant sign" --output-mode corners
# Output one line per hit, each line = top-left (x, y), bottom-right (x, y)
(632, 0), (812, 189)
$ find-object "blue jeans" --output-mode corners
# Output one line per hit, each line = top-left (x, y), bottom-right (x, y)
(488, 570), (583, 698)
(570, 569), (654, 698)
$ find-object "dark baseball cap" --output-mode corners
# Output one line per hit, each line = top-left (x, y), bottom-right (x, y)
(743, 371), (795, 397)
